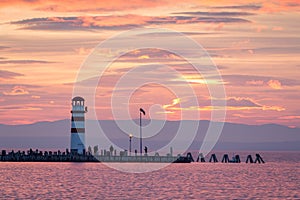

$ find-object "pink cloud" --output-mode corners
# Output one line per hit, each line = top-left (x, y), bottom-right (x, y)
(279, 115), (300, 120)
(74, 47), (92, 55)
(3, 86), (29, 96)
(0, 0), (170, 12)
(272, 26), (284, 31)
(246, 80), (264, 85)
(1, 0), (300, 13)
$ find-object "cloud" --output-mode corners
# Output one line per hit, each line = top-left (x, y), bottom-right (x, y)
(225, 97), (285, 111)
(279, 115), (300, 120)
(31, 95), (40, 99)
(253, 46), (300, 54)
(172, 63), (227, 72)
(11, 15), (144, 31)
(173, 11), (255, 16)
(137, 31), (223, 37)
(0, 105), (41, 111)
(1, 0), (299, 14)
(157, 96), (284, 112)
(267, 80), (283, 90)
(74, 47), (92, 55)
(0, 60), (56, 64)
(138, 55), (150, 59)
(212, 4), (262, 10)
(0, 84), (41, 90)
(246, 80), (264, 85)
(2, 86), (29, 96)
(0, 70), (23, 79)
(0, 46), (10, 50)
(162, 98), (181, 110)
(260, 1), (300, 12)
(11, 14), (251, 31)
(221, 75), (299, 87)
(147, 15), (251, 24)
(109, 48), (183, 63)
(104, 48), (222, 65)
(272, 26), (283, 31)
(227, 97), (260, 107)
(0, 0), (170, 12)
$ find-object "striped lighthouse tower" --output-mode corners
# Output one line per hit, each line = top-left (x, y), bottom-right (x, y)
(70, 96), (87, 154)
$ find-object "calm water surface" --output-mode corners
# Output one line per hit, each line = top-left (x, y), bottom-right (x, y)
(0, 152), (299, 199)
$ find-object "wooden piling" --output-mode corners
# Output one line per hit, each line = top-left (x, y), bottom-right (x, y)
(222, 154), (229, 163)
(186, 152), (194, 162)
(235, 155), (241, 163)
(196, 153), (205, 162)
(254, 154), (265, 164)
(246, 155), (254, 163)
(209, 154), (218, 162)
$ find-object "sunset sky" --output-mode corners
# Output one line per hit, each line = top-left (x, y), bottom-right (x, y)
(0, 0), (300, 128)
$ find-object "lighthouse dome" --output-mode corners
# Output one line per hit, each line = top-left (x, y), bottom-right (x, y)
(72, 96), (84, 101)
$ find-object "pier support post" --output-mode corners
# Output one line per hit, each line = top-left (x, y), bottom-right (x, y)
(222, 154), (229, 163)
(209, 154), (218, 162)
(196, 153), (205, 162)
(235, 155), (241, 163)
(186, 152), (194, 162)
(246, 155), (254, 163)
(254, 154), (265, 163)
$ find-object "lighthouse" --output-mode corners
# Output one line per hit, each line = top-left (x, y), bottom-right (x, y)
(70, 96), (87, 154)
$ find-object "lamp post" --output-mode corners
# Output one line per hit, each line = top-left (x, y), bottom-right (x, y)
(139, 108), (145, 155)
(129, 134), (133, 156)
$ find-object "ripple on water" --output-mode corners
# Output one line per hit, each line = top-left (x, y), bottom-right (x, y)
(0, 152), (299, 199)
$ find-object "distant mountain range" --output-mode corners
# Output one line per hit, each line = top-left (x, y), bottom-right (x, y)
(0, 120), (299, 151)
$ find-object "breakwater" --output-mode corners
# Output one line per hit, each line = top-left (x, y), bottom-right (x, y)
(0, 149), (265, 163)
(0, 149), (182, 163)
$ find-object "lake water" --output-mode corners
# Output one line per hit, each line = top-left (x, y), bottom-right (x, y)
(0, 151), (299, 199)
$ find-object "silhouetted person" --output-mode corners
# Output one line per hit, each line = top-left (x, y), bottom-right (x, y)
(144, 146), (148, 154)
(134, 149), (137, 156)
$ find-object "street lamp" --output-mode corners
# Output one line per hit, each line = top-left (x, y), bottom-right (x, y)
(139, 108), (146, 155)
(129, 134), (133, 156)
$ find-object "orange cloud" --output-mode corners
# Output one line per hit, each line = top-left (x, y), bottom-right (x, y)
(138, 55), (150, 59)
(163, 96), (285, 112)
(0, 106), (41, 111)
(247, 49), (254, 54)
(0, 0), (180, 15)
(272, 26), (283, 31)
(254, 25), (268, 32)
(215, 23), (224, 31)
(75, 47), (92, 55)
(1, 0), (299, 13)
(79, 15), (151, 27)
(162, 98), (181, 109)
(165, 105), (285, 112)
(31, 95), (41, 99)
(267, 80), (283, 90)
(3, 86), (29, 96)
(246, 80), (264, 85)
(279, 115), (300, 120)
(260, 0), (300, 13)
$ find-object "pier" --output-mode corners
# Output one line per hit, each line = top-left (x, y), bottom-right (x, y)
(0, 148), (188, 163)
(0, 149), (265, 164)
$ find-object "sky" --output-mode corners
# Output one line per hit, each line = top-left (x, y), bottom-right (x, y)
(0, 0), (300, 128)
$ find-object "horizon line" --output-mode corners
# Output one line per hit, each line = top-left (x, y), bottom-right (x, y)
(1, 118), (298, 129)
